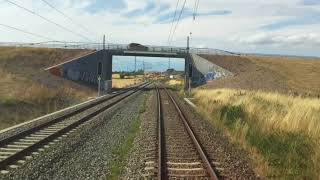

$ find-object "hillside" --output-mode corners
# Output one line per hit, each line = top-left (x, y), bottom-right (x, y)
(199, 54), (320, 97)
(196, 54), (320, 178)
(0, 47), (96, 129)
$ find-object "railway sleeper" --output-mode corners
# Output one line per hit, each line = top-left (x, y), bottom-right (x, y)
(6, 145), (28, 149)
(0, 148), (22, 152)
(13, 141), (34, 145)
(0, 151), (16, 156)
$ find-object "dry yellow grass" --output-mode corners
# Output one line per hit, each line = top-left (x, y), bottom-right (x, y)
(249, 56), (320, 96)
(200, 55), (320, 97)
(194, 89), (320, 137)
(112, 74), (121, 79)
(166, 79), (183, 86)
(194, 88), (320, 178)
(112, 78), (143, 88)
(0, 47), (94, 130)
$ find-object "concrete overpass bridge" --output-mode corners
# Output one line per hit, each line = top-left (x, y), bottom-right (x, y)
(43, 43), (235, 92)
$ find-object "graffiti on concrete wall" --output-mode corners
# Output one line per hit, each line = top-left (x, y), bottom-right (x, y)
(80, 71), (98, 84)
(64, 68), (98, 85)
(193, 71), (229, 85)
(191, 54), (233, 85)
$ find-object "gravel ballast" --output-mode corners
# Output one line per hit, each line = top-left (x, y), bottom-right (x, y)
(121, 88), (258, 179)
(120, 88), (157, 179)
(1, 91), (145, 179)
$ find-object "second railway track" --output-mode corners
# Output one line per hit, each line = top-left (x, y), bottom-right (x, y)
(156, 85), (219, 179)
(0, 82), (150, 173)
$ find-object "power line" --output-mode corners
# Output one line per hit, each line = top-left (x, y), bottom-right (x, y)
(40, 0), (97, 39)
(0, 23), (57, 41)
(193, 0), (200, 21)
(169, 0), (187, 44)
(167, 0), (180, 44)
(4, 0), (93, 42)
(190, 0), (200, 39)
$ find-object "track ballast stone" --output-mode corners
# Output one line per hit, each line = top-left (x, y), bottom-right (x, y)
(121, 88), (258, 179)
(120, 89), (157, 179)
(1, 92), (145, 180)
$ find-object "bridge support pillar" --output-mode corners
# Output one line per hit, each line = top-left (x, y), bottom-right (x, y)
(184, 54), (191, 91)
(101, 50), (113, 92)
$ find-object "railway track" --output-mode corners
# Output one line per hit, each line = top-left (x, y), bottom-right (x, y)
(0, 82), (150, 173)
(156, 85), (219, 179)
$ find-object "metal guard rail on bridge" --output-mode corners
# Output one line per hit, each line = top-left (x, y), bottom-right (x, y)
(0, 41), (240, 56)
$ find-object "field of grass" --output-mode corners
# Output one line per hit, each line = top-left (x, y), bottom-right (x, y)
(112, 73), (144, 88)
(112, 78), (143, 88)
(0, 47), (94, 130)
(166, 79), (183, 86)
(193, 89), (320, 179)
(164, 79), (184, 92)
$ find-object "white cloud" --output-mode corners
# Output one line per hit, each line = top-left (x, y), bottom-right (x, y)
(0, 0), (319, 56)
(234, 33), (320, 46)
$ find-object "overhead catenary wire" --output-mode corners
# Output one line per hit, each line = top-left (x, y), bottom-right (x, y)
(193, 0), (200, 21)
(167, 0), (180, 44)
(169, 0), (187, 44)
(4, 0), (93, 42)
(190, 0), (200, 41)
(40, 0), (98, 39)
(0, 23), (57, 41)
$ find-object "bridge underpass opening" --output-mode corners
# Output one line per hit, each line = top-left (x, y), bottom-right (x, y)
(112, 56), (185, 89)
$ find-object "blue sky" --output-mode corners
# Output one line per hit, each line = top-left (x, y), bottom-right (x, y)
(85, 0), (126, 13)
(0, 0), (320, 56)
(113, 56), (185, 72)
(302, 0), (320, 5)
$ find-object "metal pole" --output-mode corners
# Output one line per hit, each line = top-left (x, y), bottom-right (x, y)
(143, 60), (145, 82)
(187, 36), (190, 51)
(187, 36), (191, 95)
(134, 56), (137, 84)
(103, 35), (106, 50)
(98, 76), (101, 97)
(188, 75), (191, 95)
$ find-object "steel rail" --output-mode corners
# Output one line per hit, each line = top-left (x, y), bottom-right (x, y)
(0, 82), (150, 169)
(161, 86), (219, 180)
(156, 86), (165, 179)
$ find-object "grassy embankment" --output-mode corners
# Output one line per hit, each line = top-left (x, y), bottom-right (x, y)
(107, 93), (147, 179)
(200, 55), (320, 97)
(194, 89), (320, 179)
(0, 47), (94, 130)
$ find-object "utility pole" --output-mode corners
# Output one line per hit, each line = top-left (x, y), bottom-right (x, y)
(98, 76), (101, 97)
(187, 36), (190, 51)
(143, 60), (145, 82)
(103, 34), (106, 50)
(187, 35), (191, 95)
(134, 56), (137, 84)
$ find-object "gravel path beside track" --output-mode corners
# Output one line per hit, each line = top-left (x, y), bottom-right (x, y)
(121, 88), (158, 179)
(1, 91), (145, 180)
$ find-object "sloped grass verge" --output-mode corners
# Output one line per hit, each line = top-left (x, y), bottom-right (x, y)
(194, 89), (319, 179)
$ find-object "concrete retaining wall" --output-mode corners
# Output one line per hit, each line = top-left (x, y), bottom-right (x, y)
(191, 54), (233, 84)
(46, 50), (113, 92)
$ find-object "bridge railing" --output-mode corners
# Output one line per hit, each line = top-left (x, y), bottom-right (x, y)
(0, 41), (239, 56)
